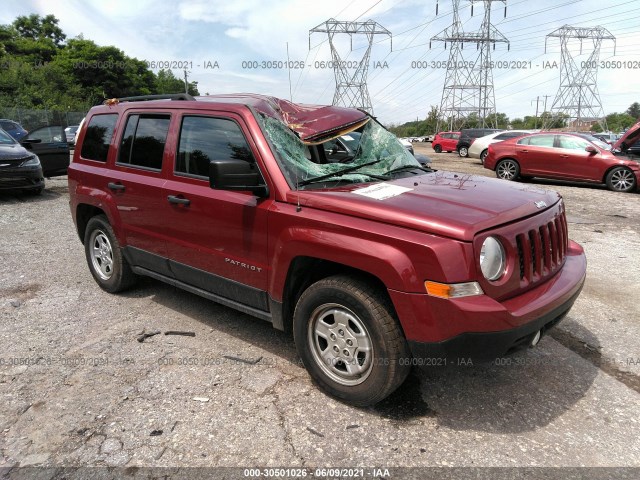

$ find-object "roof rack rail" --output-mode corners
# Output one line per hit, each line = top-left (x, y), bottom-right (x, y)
(118, 94), (196, 102)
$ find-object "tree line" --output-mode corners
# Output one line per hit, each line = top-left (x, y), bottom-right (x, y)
(388, 104), (639, 138)
(0, 14), (199, 112)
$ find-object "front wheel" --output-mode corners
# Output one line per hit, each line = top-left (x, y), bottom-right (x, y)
(84, 215), (136, 293)
(496, 159), (520, 181)
(606, 167), (636, 193)
(293, 275), (410, 406)
(433, 145), (442, 153)
(458, 146), (469, 157)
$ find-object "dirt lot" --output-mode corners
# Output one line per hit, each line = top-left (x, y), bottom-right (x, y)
(1, 148), (639, 477)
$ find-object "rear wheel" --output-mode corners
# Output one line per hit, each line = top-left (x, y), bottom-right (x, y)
(433, 145), (442, 153)
(84, 215), (136, 293)
(458, 146), (469, 157)
(606, 167), (636, 193)
(293, 275), (410, 406)
(480, 149), (488, 164)
(496, 159), (520, 181)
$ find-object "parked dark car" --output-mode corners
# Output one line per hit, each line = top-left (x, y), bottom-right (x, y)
(0, 119), (29, 141)
(457, 128), (503, 157)
(22, 125), (71, 177)
(484, 132), (639, 193)
(0, 127), (44, 194)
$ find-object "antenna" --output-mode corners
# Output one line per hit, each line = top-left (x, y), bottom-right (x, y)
(286, 42), (293, 102)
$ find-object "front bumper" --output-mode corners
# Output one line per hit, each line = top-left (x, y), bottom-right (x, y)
(389, 240), (587, 361)
(0, 165), (44, 191)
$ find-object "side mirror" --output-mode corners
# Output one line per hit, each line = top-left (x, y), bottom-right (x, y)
(209, 159), (268, 197)
(585, 145), (597, 155)
(21, 138), (43, 149)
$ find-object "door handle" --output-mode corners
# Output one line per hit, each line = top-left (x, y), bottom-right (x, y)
(521, 149), (528, 153)
(560, 155), (569, 158)
(107, 182), (125, 191)
(167, 195), (190, 206)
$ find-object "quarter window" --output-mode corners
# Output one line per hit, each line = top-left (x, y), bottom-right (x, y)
(81, 114), (118, 162)
(118, 114), (170, 170)
(176, 116), (254, 178)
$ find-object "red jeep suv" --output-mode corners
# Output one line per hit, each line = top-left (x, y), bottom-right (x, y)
(69, 94), (586, 405)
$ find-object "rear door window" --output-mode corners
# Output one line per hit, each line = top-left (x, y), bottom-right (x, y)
(528, 135), (555, 148)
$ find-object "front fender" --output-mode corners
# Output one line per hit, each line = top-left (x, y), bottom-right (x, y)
(268, 227), (417, 299)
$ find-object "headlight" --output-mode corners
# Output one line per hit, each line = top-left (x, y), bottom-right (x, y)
(20, 155), (40, 167)
(480, 236), (506, 281)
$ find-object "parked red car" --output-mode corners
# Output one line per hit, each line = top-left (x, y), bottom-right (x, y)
(484, 131), (640, 193)
(432, 131), (460, 153)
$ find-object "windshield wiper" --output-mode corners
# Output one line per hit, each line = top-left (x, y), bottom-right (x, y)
(384, 164), (433, 176)
(298, 159), (382, 186)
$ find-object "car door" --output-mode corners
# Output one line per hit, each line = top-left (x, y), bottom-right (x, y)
(107, 112), (173, 275)
(22, 125), (70, 176)
(162, 112), (271, 313)
(515, 134), (556, 175)
(555, 135), (600, 180)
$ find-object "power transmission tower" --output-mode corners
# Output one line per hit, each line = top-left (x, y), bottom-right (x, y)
(545, 25), (616, 131)
(310, 19), (391, 114)
(431, 0), (509, 131)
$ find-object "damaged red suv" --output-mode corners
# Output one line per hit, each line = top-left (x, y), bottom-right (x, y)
(69, 94), (586, 406)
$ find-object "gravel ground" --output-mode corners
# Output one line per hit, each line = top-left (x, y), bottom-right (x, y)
(0, 149), (639, 478)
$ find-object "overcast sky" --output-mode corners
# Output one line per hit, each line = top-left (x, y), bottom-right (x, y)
(2, 0), (639, 125)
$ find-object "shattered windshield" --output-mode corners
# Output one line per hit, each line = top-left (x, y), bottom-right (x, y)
(259, 114), (422, 189)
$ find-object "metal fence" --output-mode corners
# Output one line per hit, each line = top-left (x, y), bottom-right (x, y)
(0, 108), (86, 131)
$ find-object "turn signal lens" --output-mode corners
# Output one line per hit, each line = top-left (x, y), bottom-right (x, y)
(425, 281), (484, 299)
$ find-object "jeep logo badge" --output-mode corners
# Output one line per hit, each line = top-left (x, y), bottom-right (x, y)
(535, 201), (547, 209)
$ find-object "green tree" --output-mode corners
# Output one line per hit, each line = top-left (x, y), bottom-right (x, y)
(13, 14), (66, 46)
(156, 69), (199, 96)
(626, 102), (640, 120)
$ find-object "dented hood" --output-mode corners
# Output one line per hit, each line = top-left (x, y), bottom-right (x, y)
(254, 97), (369, 143)
(199, 94), (369, 143)
(287, 172), (561, 241)
(613, 121), (640, 152)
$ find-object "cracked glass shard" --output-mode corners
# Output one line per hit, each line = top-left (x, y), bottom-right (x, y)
(260, 114), (420, 189)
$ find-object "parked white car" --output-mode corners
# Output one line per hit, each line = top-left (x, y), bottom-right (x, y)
(469, 130), (538, 164)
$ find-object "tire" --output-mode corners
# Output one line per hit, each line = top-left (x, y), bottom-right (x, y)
(84, 215), (136, 293)
(606, 167), (636, 193)
(496, 158), (520, 181)
(433, 145), (442, 153)
(293, 275), (410, 406)
(480, 149), (488, 164)
(458, 146), (469, 157)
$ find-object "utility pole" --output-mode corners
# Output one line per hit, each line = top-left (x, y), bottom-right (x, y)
(532, 96), (540, 128)
(545, 25), (615, 131)
(310, 19), (392, 114)
(183, 69), (190, 94)
(431, 0), (509, 131)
